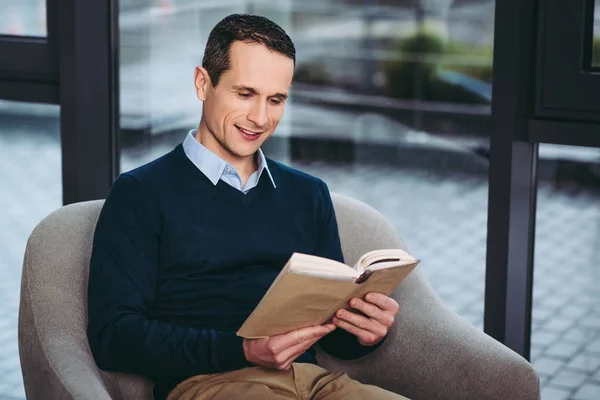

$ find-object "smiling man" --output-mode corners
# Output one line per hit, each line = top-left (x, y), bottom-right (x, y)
(87, 14), (408, 400)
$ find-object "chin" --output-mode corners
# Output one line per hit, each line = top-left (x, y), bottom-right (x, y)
(234, 138), (268, 155)
(231, 145), (261, 159)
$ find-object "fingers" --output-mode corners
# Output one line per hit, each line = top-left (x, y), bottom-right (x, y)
(260, 324), (335, 370)
(276, 337), (317, 368)
(363, 293), (400, 314)
(322, 322), (336, 330)
(276, 324), (335, 349)
(332, 312), (385, 346)
(349, 298), (395, 328)
(333, 308), (388, 337)
(331, 319), (381, 346)
(269, 325), (334, 370)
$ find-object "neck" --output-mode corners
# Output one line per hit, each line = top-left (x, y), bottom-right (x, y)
(196, 120), (258, 183)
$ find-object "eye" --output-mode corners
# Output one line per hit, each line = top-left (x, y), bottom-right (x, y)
(238, 93), (251, 99)
(269, 98), (283, 105)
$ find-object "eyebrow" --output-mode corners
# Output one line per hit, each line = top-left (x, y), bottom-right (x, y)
(231, 85), (288, 100)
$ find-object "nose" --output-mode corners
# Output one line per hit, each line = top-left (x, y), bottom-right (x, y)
(247, 99), (269, 128)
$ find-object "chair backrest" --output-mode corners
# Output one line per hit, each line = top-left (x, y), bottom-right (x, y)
(18, 193), (410, 399)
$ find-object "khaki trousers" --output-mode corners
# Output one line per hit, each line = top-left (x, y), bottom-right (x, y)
(167, 363), (409, 400)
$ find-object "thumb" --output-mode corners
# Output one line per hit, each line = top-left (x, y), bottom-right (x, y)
(322, 323), (336, 331)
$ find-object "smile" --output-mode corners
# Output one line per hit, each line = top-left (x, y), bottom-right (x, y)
(235, 125), (263, 135)
(235, 125), (266, 142)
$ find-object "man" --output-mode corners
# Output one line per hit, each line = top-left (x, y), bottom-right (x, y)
(87, 14), (408, 400)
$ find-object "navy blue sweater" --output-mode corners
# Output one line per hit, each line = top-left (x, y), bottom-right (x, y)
(87, 144), (377, 399)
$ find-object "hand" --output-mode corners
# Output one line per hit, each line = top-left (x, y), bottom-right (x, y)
(332, 292), (399, 346)
(243, 323), (336, 371)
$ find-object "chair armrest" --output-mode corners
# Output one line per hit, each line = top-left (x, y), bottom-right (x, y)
(19, 289), (113, 400)
(317, 271), (541, 400)
(19, 203), (154, 400)
(45, 335), (115, 400)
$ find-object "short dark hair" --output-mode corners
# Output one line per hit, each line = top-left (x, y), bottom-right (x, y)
(202, 14), (296, 87)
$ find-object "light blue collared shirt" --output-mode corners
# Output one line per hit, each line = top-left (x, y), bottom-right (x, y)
(183, 130), (276, 194)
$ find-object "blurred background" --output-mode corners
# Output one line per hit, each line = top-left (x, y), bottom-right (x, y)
(1, 1), (600, 399)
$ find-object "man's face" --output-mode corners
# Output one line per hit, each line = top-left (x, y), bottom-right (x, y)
(196, 41), (294, 163)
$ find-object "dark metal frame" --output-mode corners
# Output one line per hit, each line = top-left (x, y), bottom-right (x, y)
(529, 119), (600, 148)
(485, 0), (539, 360)
(0, 0), (119, 205)
(1, 0), (600, 361)
(486, 0), (600, 359)
(57, 0), (120, 204)
(0, 0), (58, 103)
(535, 0), (600, 118)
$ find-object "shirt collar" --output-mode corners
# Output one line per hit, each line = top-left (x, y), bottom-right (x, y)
(183, 130), (276, 188)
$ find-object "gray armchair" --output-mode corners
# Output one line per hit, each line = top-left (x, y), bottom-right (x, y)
(18, 194), (540, 399)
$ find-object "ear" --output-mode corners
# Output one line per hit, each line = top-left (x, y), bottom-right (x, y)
(194, 66), (210, 101)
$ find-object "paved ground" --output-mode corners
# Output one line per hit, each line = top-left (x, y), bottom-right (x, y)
(1, 108), (600, 399)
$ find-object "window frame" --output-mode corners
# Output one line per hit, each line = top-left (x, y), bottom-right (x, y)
(0, 0), (119, 204)
(0, 0), (59, 103)
(534, 0), (600, 122)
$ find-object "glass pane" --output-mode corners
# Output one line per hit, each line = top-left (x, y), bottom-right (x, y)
(532, 144), (600, 398)
(0, 0), (47, 37)
(594, 0), (600, 67)
(0, 100), (61, 399)
(120, 1), (493, 329)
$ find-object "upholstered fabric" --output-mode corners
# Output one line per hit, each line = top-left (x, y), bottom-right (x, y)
(19, 194), (540, 400)
(315, 195), (540, 399)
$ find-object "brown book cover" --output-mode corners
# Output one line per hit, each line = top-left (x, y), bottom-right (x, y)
(237, 249), (420, 338)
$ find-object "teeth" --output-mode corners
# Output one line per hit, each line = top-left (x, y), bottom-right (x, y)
(239, 127), (259, 135)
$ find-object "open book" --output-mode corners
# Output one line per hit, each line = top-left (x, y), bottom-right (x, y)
(237, 249), (420, 338)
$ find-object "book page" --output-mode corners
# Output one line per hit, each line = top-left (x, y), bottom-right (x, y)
(288, 253), (358, 279)
(351, 259), (419, 300)
(354, 249), (417, 274)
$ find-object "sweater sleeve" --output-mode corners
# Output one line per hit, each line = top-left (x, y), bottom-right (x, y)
(87, 174), (249, 378)
(312, 181), (384, 359)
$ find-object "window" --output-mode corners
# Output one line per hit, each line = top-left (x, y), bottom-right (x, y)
(536, 0), (600, 117)
(532, 144), (600, 399)
(0, 0), (47, 37)
(118, 0), (495, 329)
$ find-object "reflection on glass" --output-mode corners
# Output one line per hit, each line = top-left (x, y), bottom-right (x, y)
(531, 144), (600, 398)
(0, 0), (47, 37)
(119, 0), (495, 329)
(594, 1), (600, 67)
(0, 100), (61, 398)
